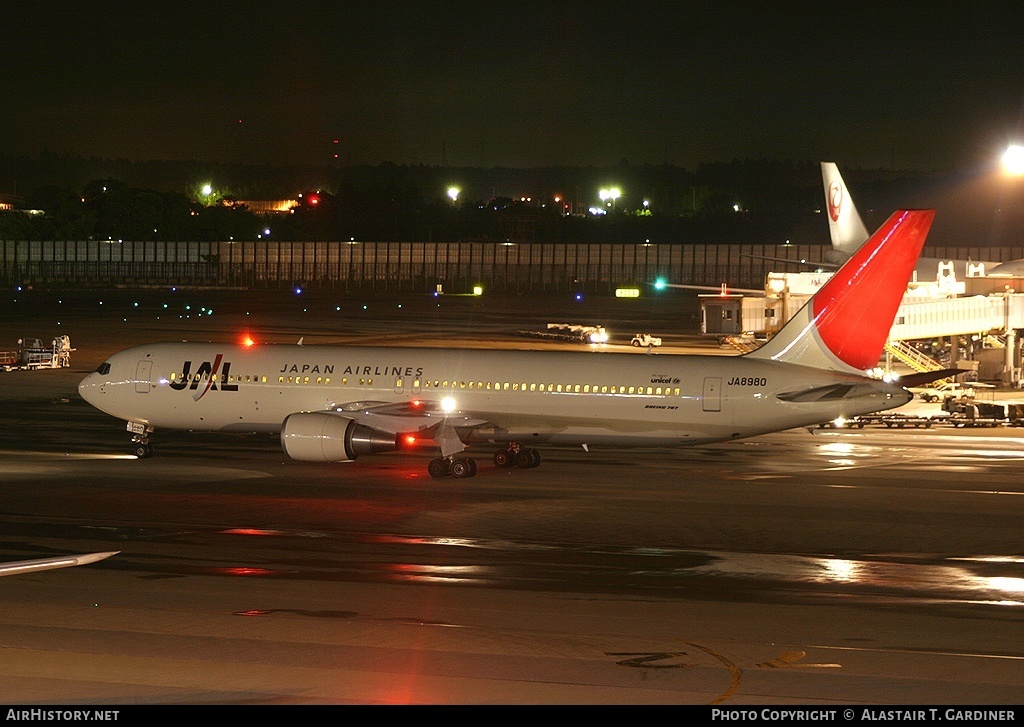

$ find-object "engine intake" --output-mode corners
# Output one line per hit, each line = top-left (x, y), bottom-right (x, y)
(280, 412), (398, 462)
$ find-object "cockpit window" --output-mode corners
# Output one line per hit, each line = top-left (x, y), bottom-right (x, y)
(96, 362), (111, 375)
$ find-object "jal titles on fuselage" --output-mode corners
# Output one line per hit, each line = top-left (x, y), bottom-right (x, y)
(276, 362), (425, 377)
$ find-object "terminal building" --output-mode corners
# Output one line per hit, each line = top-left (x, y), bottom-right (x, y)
(700, 267), (1024, 386)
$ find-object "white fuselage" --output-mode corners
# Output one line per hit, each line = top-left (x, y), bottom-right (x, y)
(78, 342), (910, 449)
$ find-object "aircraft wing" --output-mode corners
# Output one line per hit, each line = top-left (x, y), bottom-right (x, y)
(740, 253), (840, 271)
(331, 399), (680, 456)
(0, 551), (118, 577)
(657, 282), (766, 296)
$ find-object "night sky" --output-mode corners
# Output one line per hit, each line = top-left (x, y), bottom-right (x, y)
(5, 2), (1024, 172)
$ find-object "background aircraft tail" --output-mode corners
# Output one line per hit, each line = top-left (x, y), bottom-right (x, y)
(821, 161), (870, 261)
(747, 209), (935, 373)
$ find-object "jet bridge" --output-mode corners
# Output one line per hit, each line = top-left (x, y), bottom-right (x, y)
(702, 280), (1024, 384)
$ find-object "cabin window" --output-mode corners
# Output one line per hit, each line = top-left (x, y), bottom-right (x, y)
(325, 378), (330, 384)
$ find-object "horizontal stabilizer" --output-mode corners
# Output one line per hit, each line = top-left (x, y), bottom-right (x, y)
(777, 382), (881, 403)
(895, 369), (964, 388)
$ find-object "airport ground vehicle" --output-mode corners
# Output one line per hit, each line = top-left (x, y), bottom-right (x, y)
(909, 380), (992, 402)
(630, 333), (662, 347)
(0, 336), (74, 371)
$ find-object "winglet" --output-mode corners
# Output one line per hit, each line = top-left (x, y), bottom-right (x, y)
(747, 209), (935, 373)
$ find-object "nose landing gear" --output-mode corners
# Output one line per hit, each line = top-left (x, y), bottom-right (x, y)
(127, 421), (154, 459)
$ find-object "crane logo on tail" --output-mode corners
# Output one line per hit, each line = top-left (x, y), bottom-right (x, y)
(828, 180), (842, 221)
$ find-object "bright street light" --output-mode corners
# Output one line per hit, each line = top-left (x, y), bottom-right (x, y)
(598, 187), (621, 209)
(1002, 145), (1024, 176)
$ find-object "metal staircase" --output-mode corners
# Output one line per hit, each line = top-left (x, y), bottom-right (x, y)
(884, 340), (951, 382)
(723, 335), (762, 353)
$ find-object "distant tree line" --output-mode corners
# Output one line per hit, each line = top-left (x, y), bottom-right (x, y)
(0, 154), (975, 245)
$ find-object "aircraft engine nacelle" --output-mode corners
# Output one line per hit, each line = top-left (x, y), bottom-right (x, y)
(280, 412), (398, 462)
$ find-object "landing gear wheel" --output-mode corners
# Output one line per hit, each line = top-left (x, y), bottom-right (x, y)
(526, 448), (541, 467)
(493, 449), (514, 468)
(450, 458), (476, 478)
(428, 458), (451, 478)
(515, 450), (534, 468)
(133, 443), (153, 459)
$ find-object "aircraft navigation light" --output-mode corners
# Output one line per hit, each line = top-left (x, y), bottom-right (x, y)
(241, 334), (256, 347)
(1002, 144), (1024, 176)
(654, 278), (667, 291)
(441, 397), (456, 413)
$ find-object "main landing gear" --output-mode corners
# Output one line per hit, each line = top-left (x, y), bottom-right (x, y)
(427, 446), (541, 478)
(493, 445), (541, 469)
(428, 456), (478, 479)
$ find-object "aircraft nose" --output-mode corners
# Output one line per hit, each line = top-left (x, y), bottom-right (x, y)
(78, 372), (99, 405)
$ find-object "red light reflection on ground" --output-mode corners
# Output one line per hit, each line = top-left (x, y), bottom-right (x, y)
(215, 567), (276, 576)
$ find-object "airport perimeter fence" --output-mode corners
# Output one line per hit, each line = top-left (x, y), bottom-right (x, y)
(4, 239), (1023, 294)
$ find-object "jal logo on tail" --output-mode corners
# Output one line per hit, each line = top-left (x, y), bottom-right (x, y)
(169, 355), (238, 400)
(828, 180), (843, 222)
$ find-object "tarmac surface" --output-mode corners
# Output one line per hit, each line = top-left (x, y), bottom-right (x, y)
(1, 285), (1023, 705)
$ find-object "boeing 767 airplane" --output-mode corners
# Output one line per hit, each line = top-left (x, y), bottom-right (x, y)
(79, 209), (934, 478)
